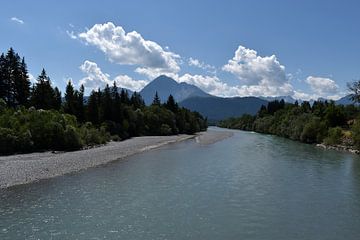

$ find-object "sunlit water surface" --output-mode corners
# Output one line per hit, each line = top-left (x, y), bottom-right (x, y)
(1, 128), (360, 239)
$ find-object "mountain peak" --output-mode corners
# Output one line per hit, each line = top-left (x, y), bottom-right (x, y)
(153, 75), (176, 81)
(140, 75), (211, 104)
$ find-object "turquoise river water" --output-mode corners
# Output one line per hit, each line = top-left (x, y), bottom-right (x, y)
(1, 128), (360, 239)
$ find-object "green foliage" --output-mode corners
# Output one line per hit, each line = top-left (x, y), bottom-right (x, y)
(160, 124), (172, 135)
(0, 108), (111, 155)
(30, 69), (60, 110)
(300, 118), (327, 143)
(219, 99), (357, 146)
(351, 120), (360, 150)
(0, 87), (206, 155)
(0, 48), (207, 155)
(324, 127), (343, 145)
(0, 48), (31, 107)
(63, 125), (83, 150)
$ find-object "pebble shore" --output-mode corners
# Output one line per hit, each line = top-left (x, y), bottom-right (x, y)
(0, 129), (233, 188)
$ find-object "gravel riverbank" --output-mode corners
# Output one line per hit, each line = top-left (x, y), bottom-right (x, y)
(0, 129), (233, 188)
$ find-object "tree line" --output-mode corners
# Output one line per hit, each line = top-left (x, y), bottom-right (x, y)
(219, 97), (360, 150)
(0, 48), (207, 155)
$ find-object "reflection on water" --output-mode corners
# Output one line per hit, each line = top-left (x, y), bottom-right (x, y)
(1, 128), (360, 239)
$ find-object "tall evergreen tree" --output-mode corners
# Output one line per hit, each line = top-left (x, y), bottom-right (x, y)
(131, 92), (145, 109)
(120, 88), (130, 104)
(0, 49), (30, 107)
(53, 87), (62, 110)
(101, 84), (113, 121)
(64, 80), (76, 115)
(111, 82), (123, 122)
(165, 94), (178, 112)
(0, 53), (8, 102)
(76, 84), (85, 122)
(16, 57), (31, 106)
(30, 69), (57, 110)
(4, 48), (19, 106)
(86, 90), (100, 124)
(152, 91), (161, 106)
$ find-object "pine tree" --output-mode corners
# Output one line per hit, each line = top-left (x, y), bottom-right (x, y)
(76, 84), (85, 122)
(152, 91), (161, 106)
(64, 80), (76, 115)
(131, 92), (145, 109)
(0, 53), (8, 102)
(0, 49), (30, 107)
(53, 87), (62, 110)
(101, 84), (112, 121)
(111, 82), (123, 122)
(165, 94), (178, 112)
(120, 88), (130, 104)
(4, 48), (19, 106)
(30, 69), (57, 110)
(16, 57), (31, 106)
(86, 90), (100, 124)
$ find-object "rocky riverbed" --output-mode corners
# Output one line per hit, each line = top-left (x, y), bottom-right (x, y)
(0, 129), (233, 188)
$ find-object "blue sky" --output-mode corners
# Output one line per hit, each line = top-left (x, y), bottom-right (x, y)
(1, 0), (359, 99)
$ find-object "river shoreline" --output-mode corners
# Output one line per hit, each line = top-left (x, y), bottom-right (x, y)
(219, 126), (360, 155)
(0, 129), (233, 189)
(315, 143), (360, 154)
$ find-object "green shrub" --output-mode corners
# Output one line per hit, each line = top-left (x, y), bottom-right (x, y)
(0, 128), (18, 154)
(351, 120), (360, 150)
(300, 118), (327, 143)
(63, 125), (83, 150)
(17, 130), (34, 153)
(324, 127), (343, 145)
(160, 124), (172, 135)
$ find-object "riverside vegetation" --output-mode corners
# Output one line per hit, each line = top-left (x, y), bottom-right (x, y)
(219, 96), (360, 151)
(0, 48), (207, 155)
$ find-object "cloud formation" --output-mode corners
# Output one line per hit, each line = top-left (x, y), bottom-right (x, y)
(79, 60), (148, 92)
(188, 57), (216, 74)
(305, 76), (339, 97)
(222, 45), (287, 85)
(78, 22), (180, 78)
(178, 74), (234, 96)
(10, 17), (24, 24)
(221, 45), (293, 96)
(66, 30), (77, 39)
(73, 22), (343, 101)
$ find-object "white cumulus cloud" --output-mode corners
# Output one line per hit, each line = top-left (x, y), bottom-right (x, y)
(78, 22), (181, 78)
(113, 74), (148, 92)
(178, 74), (234, 97)
(79, 60), (148, 92)
(11, 17), (24, 24)
(305, 76), (339, 97)
(222, 45), (287, 86)
(221, 45), (293, 97)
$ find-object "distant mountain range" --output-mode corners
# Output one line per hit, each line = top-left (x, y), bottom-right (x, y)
(140, 75), (211, 105)
(260, 96), (297, 104)
(335, 95), (355, 105)
(84, 75), (355, 122)
(139, 75), (268, 122)
(261, 95), (356, 106)
(134, 75), (357, 122)
(180, 96), (268, 123)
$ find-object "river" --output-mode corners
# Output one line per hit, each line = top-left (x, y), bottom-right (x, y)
(1, 128), (360, 239)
